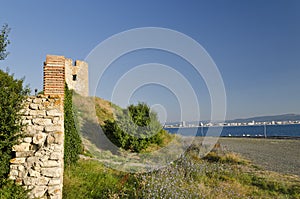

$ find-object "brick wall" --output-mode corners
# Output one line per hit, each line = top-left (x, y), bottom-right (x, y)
(43, 55), (65, 96)
(45, 54), (89, 97)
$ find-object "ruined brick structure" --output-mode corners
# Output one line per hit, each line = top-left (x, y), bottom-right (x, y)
(9, 55), (88, 199)
(44, 55), (89, 97)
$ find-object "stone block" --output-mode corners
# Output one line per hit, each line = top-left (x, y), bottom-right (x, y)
(23, 177), (38, 186)
(53, 144), (63, 152)
(10, 165), (19, 170)
(12, 143), (31, 152)
(32, 125), (45, 131)
(32, 186), (47, 198)
(47, 134), (55, 145)
(41, 168), (61, 178)
(27, 157), (39, 166)
(52, 117), (60, 124)
(15, 151), (34, 157)
(10, 169), (18, 177)
(45, 125), (62, 133)
(40, 155), (50, 162)
(29, 169), (40, 177)
(18, 170), (27, 178)
(10, 157), (26, 164)
(34, 150), (45, 157)
(29, 103), (39, 110)
(48, 178), (60, 185)
(22, 119), (32, 125)
(23, 137), (32, 143)
(33, 132), (46, 145)
(46, 109), (62, 116)
(48, 185), (61, 196)
(18, 165), (25, 172)
(49, 152), (60, 160)
(20, 108), (29, 116)
(41, 160), (59, 168)
(38, 176), (50, 185)
(32, 118), (52, 126)
(30, 110), (46, 116)
(53, 131), (63, 144)
(33, 98), (43, 103)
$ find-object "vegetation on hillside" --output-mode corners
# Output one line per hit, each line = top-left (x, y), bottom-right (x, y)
(67, 91), (300, 198)
(63, 142), (300, 198)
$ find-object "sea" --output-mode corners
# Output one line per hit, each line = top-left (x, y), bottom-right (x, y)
(164, 124), (300, 138)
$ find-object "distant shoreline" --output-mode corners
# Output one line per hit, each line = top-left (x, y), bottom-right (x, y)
(165, 123), (300, 128)
(219, 136), (300, 140)
(164, 124), (300, 138)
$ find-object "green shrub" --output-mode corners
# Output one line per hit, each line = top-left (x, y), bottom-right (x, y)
(102, 102), (166, 152)
(64, 83), (83, 166)
(0, 69), (29, 182)
(0, 179), (29, 199)
(0, 24), (29, 198)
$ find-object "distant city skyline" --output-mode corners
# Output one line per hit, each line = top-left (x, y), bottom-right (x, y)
(0, 1), (299, 122)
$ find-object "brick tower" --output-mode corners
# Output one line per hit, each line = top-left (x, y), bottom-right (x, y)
(43, 55), (89, 96)
(43, 55), (65, 95)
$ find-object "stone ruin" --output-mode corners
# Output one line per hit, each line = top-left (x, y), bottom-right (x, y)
(9, 55), (88, 199)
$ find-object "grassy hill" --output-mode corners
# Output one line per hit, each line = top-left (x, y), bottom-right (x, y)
(72, 94), (175, 167)
(64, 95), (300, 198)
(63, 142), (300, 198)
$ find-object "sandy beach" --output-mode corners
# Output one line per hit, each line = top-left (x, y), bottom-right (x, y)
(218, 138), (300, 176)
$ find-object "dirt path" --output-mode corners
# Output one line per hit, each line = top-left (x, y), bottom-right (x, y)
(219, 138), (300, 176)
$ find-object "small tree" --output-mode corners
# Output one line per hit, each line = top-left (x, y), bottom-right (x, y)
(0, 23), (30, 182)
(0, 70), (30, 182)
(0, 24), (30, 198)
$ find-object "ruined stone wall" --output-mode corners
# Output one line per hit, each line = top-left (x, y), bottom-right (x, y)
(65, 58), (89, 97)
(46, 54), (89, 97)
(9, 95), (64, 199)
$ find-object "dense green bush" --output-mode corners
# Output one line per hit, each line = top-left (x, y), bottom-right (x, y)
(0, 69), (30, 183)
(0, 179), (29, 199)
(102, 102), (166, 152)
(64, 84), (83, 166)
(0, 23), (29, 198)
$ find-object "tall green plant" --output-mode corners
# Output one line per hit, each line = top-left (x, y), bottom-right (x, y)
(0, 24), (29, 198)
(64, 84), (83, 166)
(0, 70), (30, 183)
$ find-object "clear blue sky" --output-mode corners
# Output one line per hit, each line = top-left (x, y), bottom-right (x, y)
(0, 0), (299, 122)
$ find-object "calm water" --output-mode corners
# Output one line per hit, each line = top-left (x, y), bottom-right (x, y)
(164, 124), (300, 137)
